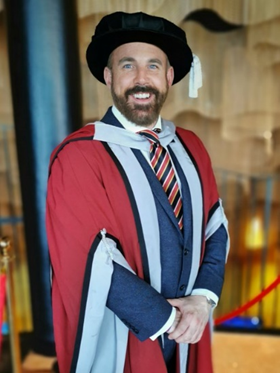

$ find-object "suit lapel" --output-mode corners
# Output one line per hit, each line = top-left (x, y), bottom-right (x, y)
(101, 107), (124, 128)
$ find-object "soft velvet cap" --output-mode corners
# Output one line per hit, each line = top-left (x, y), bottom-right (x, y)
(86, 11), (193, 85)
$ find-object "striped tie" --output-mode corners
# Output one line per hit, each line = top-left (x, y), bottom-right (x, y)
(139, 129), (183, 230)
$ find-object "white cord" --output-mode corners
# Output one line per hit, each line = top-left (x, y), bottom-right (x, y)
(100, 228), (114, 260)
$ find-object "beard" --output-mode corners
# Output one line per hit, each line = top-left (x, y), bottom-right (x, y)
(111, 82), (169, 127)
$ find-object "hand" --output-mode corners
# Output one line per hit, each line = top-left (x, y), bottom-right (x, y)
(166, 295), (211, 344)
(167, 308), (181, 334)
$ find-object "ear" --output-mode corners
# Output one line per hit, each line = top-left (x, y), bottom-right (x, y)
(104, 67), (112, 87)
(167, 66), (174, 87)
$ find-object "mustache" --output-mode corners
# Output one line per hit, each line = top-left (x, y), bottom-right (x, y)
(125, 85), (159, 98)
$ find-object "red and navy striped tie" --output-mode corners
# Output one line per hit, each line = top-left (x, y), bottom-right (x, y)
(139, 129), (183, 230)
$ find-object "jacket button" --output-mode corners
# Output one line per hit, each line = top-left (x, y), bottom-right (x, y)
(183, 248), (189, 256)
(180, 284), (186, 291)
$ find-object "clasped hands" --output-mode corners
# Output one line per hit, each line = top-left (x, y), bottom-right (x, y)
(166, 295), (212, 344)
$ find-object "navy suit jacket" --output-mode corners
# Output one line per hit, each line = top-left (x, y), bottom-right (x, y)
(103, 108), (227, 360)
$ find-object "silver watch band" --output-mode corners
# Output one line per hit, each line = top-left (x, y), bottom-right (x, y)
(206, 296), (216, 308)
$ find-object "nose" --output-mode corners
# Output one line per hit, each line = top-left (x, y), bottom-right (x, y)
(134, 66), (149, 85)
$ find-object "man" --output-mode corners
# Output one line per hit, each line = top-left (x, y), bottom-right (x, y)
(46, 11), (229, 373)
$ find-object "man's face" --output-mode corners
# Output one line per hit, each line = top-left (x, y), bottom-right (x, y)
(104, 42), (174, 128)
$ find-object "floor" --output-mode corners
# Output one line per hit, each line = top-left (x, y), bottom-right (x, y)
(1, 331), (280, 372)
(212, 331), (280, 373)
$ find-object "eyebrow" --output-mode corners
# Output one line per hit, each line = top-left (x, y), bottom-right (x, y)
(118, 57), (163, 66)
(118, 57), (135, 66)
(148, 58), (163, 66)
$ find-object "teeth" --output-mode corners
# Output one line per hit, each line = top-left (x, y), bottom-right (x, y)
(133, 93), (150, 99)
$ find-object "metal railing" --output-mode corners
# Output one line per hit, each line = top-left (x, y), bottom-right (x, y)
(214, 169), (280, 332)
(0, 124), (30, 333)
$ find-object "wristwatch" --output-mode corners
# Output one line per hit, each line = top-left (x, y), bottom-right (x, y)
(205, 296), (216, 308)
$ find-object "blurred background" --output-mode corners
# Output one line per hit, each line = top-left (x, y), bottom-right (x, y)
(0, 0), (279, 372)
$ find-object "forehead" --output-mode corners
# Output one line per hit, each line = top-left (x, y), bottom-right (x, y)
(111, 42), (168, 63)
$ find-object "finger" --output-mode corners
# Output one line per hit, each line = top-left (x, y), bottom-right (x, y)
(175, 326), (203, 344)
(168, 325), (187, 341)
(168, 313), (192, 340)
(173, 323), (198, 343)
(174, 316), (205, 344)
(167, 309), (182, 334)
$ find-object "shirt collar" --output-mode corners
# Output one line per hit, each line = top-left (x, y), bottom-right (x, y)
(112, 105), (162, 133)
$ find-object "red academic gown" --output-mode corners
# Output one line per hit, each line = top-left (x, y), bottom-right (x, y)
(46, 123), (221, 373)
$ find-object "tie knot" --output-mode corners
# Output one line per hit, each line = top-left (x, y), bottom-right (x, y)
(138, 129), (159, 144)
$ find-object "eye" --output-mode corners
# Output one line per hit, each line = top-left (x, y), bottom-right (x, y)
(123, 64), (133, 69)
(149, 64), (158, 70)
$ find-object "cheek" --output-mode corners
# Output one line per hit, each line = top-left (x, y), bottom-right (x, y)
(152, 75), (169, 90)
(114, 75), (134, 93)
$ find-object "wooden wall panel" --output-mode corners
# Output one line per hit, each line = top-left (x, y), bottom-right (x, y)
(222, 47), (280, 139)
(162, 22), (245, 120)
(77, 0), (280, 25)
(78, 0), (164, 19)
(248, 16), (280, 50)
(172, 111), (273, 176)
(0, 13), (13, 125)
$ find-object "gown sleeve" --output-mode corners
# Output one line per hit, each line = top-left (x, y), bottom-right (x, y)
(46, 138), (173, 372)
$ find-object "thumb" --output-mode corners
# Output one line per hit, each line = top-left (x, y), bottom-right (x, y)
(167, 298), (182, 308)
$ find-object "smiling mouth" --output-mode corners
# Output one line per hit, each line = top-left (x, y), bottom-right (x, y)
(133, 93), (151, 99)
(126, 85), (158, 101)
